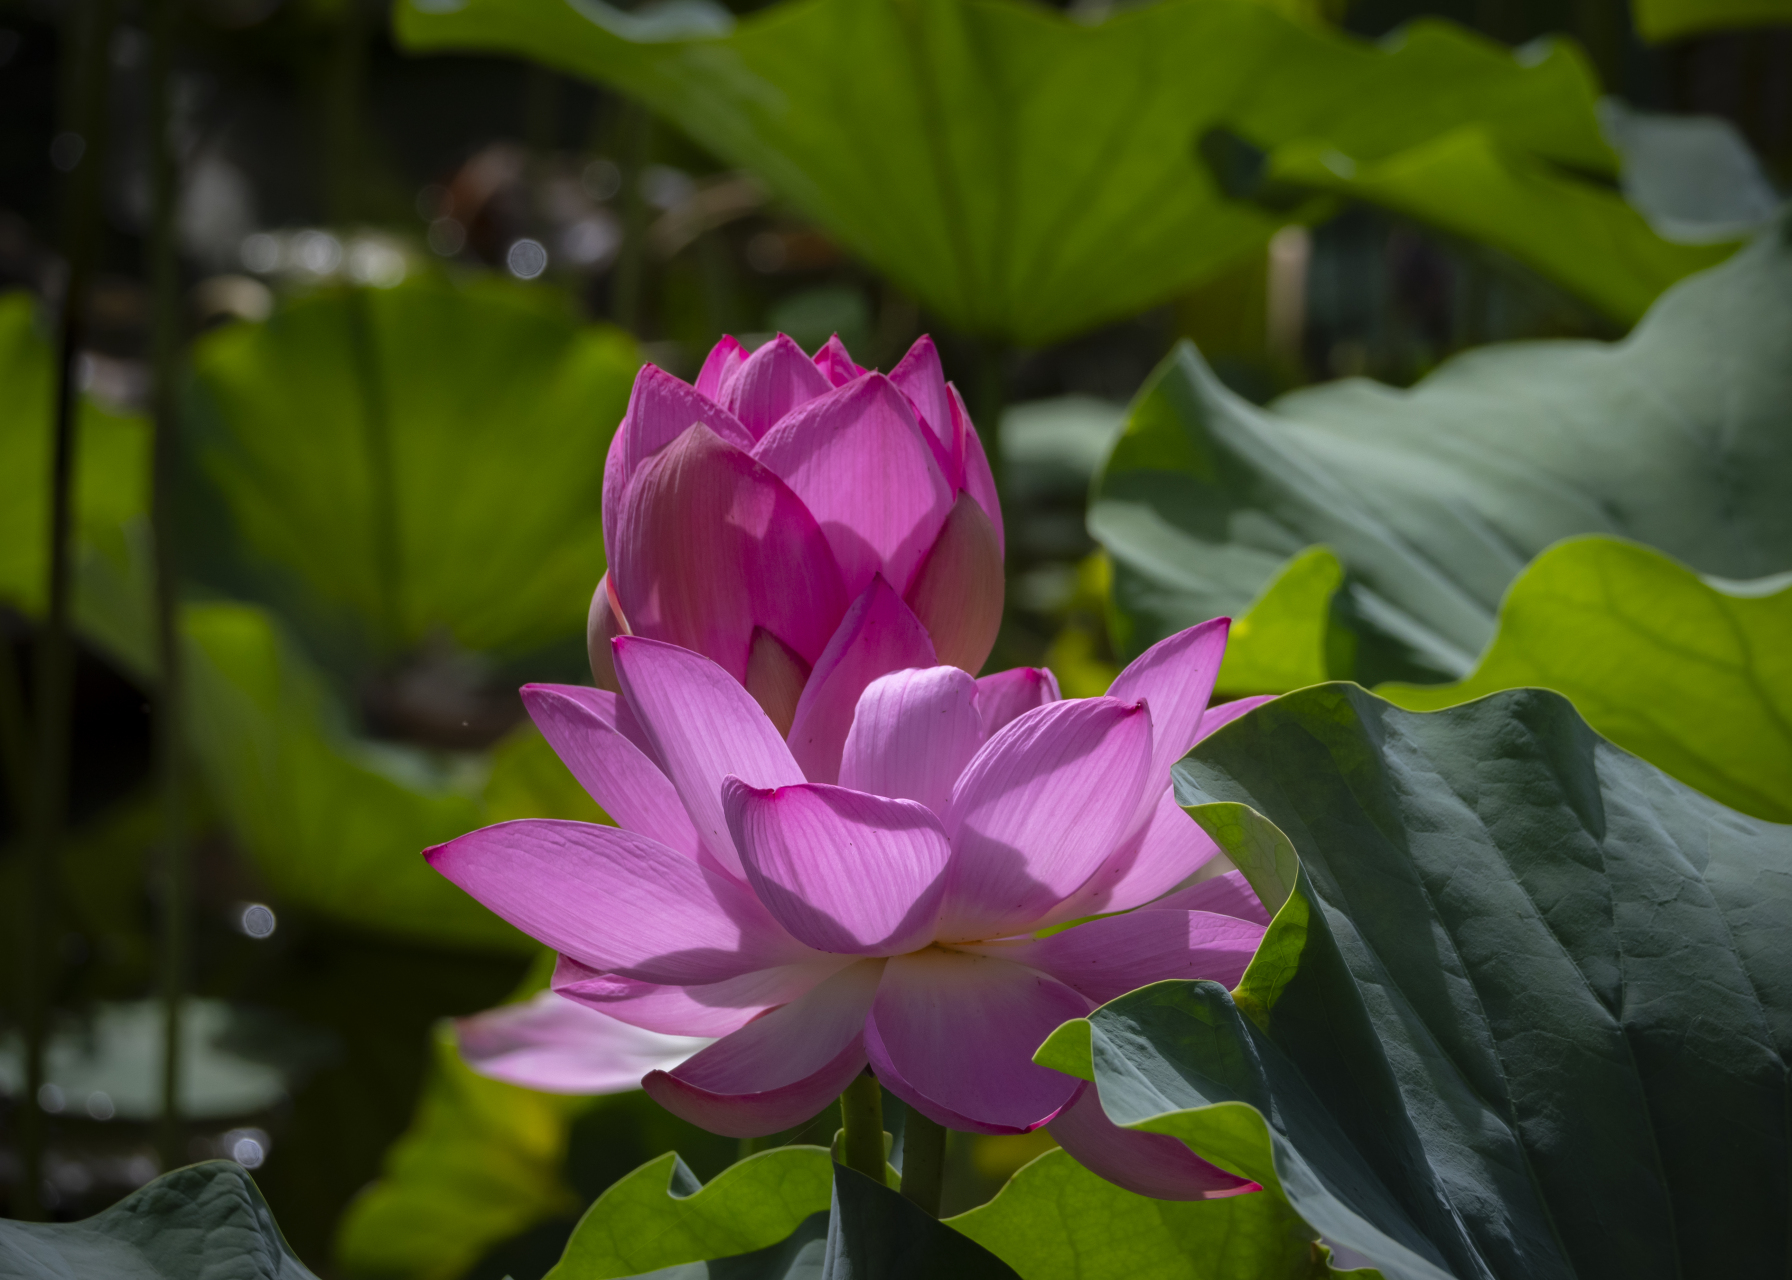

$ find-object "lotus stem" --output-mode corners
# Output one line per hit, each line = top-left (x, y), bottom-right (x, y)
(898, 1109), (947, 1218)
(148, 0), (189, 1174)
(837, 1069), (887, 1184)
(21, 0), (120, 1220)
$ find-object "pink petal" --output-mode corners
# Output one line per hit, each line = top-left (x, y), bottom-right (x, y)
(950, 385), (1004, 554)
(1197, 694), (1277, 740)
(1109, 619), (1232, 821)
(696, 335), (747, 401)
(724, 781), (950, 956)
(1049, 1086), (1259, 1200)
(838, 666), (983, 815)
(722, 333), (835, 439)
(603, 366), (753, 565)
(1149, 869), (1273, 925)
(973, 667), (1061, 740)
(971, 909), (1265, 1005)
(786, 578), (936, 785)
(456, 991), (711, 1094)
(554, 953), (853, 1037)
(586, 574), (629, 693)
(612, 636), (805, 876)
(1040, 787), (1224, 922)
(643, 959), (883, 1138)
(938, 698), (1152, 941)
(521, 683), (700, 857)
(425, 820), (812, 984)
(903, 492), (1004, 674)
(865, 950), (1089, 1134)
(813, 335), (865, 388)
(744, 628), (811, 737)
(612, 425), (849, 680)
(888, 335), (955, 477)
(752, 373), (955, 599)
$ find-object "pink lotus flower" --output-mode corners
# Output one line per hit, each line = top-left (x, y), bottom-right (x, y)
(592, 333), (1004, 779)
(428, 619), (1272, 1198)
(456, 992), (711, 1095)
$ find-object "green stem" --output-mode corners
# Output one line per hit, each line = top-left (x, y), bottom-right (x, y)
(898, 1108), (947, 1218)
(21, 0), (120, 1221)
(344, 289), (404, 654)
(837, 1070), (886, 1184)
(148, 0), (189, 1175)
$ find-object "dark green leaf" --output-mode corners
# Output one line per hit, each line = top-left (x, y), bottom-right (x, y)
(0, 1162), (319, 1280)
(820, 1164), (1020, 1280)
(394, 0), (1643, 344)
(1092, 218), (1792, 675)
(1379, 536), (1792, 823)
(1060, 684), (1792, 1279)
(1630, 0), (1792, 43)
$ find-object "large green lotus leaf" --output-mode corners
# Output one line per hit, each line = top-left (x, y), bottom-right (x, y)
(1380, 536), (1792, 824)
(1266, 127), (1733, 324)
(0, 291), (153, 649)
(1044, 685), (1792, 1279)
(181, 600), (595, 952)
(1091, 219), (1792, 677)
(545, 1147), (834, 1279)
(0, 1161), (319, 1280)
(394, 0), (1629, 346)
(1210, 545), (1347, 698)
(1630, 0), (1792, 41)
(186, 277), (637, 660)
(333, 1022), (585, 1280)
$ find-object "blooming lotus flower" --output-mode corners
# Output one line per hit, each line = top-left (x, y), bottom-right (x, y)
(428, 619), (1272, 1197)
(591, 333), (1004, 780)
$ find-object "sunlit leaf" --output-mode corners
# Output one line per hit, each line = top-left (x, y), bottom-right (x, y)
(185, 276), (638, 660)
(1212, 545), (1344, 697)
(546, 1146), (834, 1280)
(1630, 0), (1792, 42)
(334, 1023), (584, 1280)
(0, 1161), (320, 1279)
(1266, 126), (1733, 323)
(394, 0), (1634, 345)
(1043, 685), (1792, 1279)
(1092, 218), (1792, 679)
(1378, 536), (1792, 824)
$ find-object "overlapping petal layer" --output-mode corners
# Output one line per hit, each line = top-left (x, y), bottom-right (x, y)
(456, 991), (710, 1094)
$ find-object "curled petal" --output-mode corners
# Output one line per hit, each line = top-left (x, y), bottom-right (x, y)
(969, 908), (1265, 1005)
(787, 578), (936, 785)
(603, 366), (752, 566)
(426, 820), (814, 984)
(950, 385), (1004, 554)
(696, 335), (747, 401)
(553, 954), (853, 1037)
(1149, 869), (1273, 925)
(903, 492), (1004, 675)
(586, 573), (628, 693)
(722, 333), (835, 439)
(753, 373), (955, 600)
(839, 666), (983, 815)
(888, 335), (955, 478)
(613, 425), (849, 680)
(612, 636), (805, 876)
(724, 781), (950, 956)
(1041, 788), (1223, 923)
(521, 683), (699, 857)
(973, 667), (1061, 741)
(1049, 1086), (1259, 1201)
(644, 960), (883, 1138)
(865, 950), (1089, 1135)
(1108, 619), (1231, 825)
(456, 991), (710, 1094)
(745, 627), (811, 737)
(939, 698), (1152, 941)
(813, 335), (865, 388)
